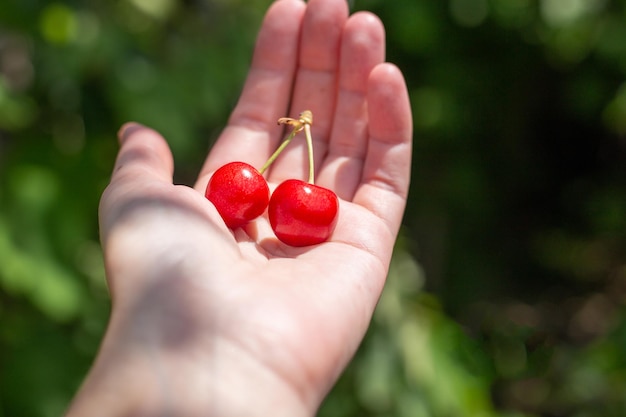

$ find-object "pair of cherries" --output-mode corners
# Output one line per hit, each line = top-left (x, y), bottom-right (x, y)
(205, 111), (339, 247)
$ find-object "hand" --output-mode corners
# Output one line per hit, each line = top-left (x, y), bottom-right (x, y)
(66, 0), (412, 415)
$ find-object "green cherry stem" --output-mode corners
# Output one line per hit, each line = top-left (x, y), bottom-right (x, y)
(258, 126), (299, 175)
(258, 110), (313, 177)
(304, 123), (315, 184)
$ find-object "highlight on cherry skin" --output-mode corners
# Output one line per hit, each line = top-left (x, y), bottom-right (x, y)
(204, 161), (270, 229)
(204, 110), (339, 246)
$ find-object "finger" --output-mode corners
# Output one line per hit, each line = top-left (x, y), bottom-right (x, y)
(266, 0), (349, 184)
(315, 11), (385, 200)
(111, 123), (175, 186)
(353, 63), (413, 236)
(99, 123), (176, 243)
(194, 0), (306, 191)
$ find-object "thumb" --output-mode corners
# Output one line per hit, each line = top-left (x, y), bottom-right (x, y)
(110, 123), (175, 185)
(98, 123), (176, 243)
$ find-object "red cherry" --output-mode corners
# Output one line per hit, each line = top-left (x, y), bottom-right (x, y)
(268, 179), (339, 247)
(205, 161), (269, 229)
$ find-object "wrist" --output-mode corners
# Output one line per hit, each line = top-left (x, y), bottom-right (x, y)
(66, 315), (313, 417)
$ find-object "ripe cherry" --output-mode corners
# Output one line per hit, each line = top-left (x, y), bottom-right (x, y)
(204, 110), (339, 245)
(268, 179), (339, 247)
(205, 161), (269, 229)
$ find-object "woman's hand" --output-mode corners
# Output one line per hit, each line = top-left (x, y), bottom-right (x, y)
(66, 0), (411, 415)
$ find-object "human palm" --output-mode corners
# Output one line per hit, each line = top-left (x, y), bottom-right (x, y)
(71, 0), (411, 415)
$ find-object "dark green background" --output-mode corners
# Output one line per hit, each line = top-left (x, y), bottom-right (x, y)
(1, 0), (625, 416)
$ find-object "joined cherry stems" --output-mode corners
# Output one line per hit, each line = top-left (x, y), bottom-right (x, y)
(259, 110), (316, 184)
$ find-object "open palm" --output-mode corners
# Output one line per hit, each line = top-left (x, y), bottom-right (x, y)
(73, 0), (412, 415)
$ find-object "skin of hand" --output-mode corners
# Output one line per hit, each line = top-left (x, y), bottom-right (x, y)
(65, 0), (412, 416)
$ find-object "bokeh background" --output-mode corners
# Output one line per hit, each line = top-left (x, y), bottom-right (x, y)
(1, 0), (625, 416)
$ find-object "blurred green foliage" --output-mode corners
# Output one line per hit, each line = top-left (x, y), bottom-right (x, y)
(0, 0), (625, 416)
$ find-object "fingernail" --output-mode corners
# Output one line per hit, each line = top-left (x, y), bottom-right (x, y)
(118, 122), (144, 144)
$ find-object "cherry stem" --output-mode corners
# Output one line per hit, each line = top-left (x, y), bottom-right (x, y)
(304, 123), (315, 184)
(259, 127), (299, 175)
(258, 111), (314, 178)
